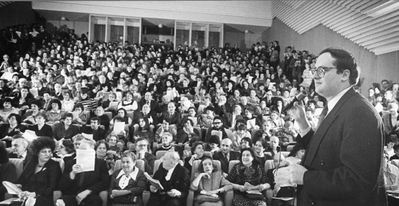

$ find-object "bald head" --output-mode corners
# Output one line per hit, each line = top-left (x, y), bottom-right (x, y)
(221, 138), (233, 154)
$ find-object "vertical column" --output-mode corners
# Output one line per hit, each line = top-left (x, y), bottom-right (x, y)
(123, 18), (127, 46)
(189, 22), (192, 47)
(139, 18), (142, 45)
(205, 24), (210, 49)
(220, 24), (224, 48)
(174, 21), (177, 50)
(88, 15), (92, 42)
(105, 16), (109, 42)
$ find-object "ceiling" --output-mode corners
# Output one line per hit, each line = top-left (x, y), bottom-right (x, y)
(0, 1), (12, 8)
(273, 0), (399, 55)
(36, 9), (89, 22)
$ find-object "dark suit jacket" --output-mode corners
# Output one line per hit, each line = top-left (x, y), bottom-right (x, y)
(59, 158), (110, 195)
(213, 151), (240, 174)
(298, 88), (385, 206)
(152, 163), (189, 198)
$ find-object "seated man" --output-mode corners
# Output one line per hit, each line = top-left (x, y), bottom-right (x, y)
(57, 137), (110, 206)
(81, 117), (106, 141)
(148, 151), (189, 206)
(8, 136), (29, 162)
(213, 138), (240, 177)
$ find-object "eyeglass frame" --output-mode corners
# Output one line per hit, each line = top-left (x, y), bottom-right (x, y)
(310, 66), (336, 77)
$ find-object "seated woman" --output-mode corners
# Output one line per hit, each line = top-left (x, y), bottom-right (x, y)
(61, 91), (75, 113)
(0, 97), (20, 124)
(118, 91), (138, 113)
(72, 103), (90, 126)
(22, 100), (42, 125)
(0, 113), (26, 147)
(17, 137), (62, 206)
(190, 156), (233, 206)
(46, 98), (65, 125)
(184, 141), (206, 173)
(148, 151), (189, 206)
(227, 148), (271, 206)
(27, 112), (53, 137)
(95, 140), (116, 176)
(57, 139), (76, 171)
(131, 117), (154, 144)
(111, 108), (132, 127)
(0, 141), (17, 201)
(253, 139), (268, 169)
(109, 151), (147, 206)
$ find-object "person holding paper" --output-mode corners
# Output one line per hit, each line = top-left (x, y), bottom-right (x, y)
(17, 137), (61, 206)
(58, 137), (110, 206)
(109, 151), (147, 206)
(148, 151), (189, 206)
(190, 156), (233, 206)
(227, 148), (271, 206)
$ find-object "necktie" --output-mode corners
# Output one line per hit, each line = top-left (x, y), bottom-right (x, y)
(317, 106), (329, 129)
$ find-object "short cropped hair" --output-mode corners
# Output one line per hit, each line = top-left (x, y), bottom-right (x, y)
(319, 48), (359, 85)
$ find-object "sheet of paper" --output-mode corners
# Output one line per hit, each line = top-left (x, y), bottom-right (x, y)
(76, 149), (95, 172)
(23, 130), (38, 142)
(113, 122), (125, 134)
(0, 197), (19, 205)
(81, 133), (93, 140)
(2, 181), (22, 195)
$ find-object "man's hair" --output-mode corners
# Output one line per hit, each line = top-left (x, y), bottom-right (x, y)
(63, 112), (73, 119)
(319, 48), (359, 85)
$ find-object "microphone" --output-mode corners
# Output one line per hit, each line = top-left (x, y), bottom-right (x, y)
(282, 91), (307, 113)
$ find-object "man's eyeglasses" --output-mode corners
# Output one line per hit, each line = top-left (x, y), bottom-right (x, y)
(213, 122), (222, 125)
(310, 66), (335, 77)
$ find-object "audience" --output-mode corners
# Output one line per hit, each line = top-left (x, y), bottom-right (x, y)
(0, 21), (398, 206)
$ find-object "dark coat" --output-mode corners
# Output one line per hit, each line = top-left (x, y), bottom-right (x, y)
(213, 151), (240, 174)
(297, 88), (386, 206)
(17, 159), (61, 206)
(59, 158), (110, 195)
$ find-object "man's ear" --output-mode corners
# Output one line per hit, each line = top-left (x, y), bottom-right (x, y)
(341, 69), (350, 82)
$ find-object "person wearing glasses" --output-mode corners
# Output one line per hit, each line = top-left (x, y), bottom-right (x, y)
(134, 137), (155, 174)
(288, 48), (385, 206)
(204, 116), (229, 144)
